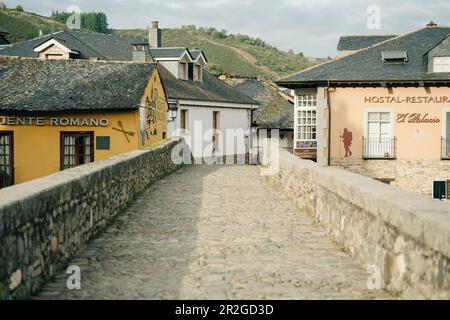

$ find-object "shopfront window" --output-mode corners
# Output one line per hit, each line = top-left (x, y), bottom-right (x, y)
(61, 132), (94, 170)
(364, 111), (395, 159)
(0, 131), (14, 189)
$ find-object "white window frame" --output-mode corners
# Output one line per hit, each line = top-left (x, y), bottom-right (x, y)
(433, 57), (450, 73)
(363, 108), (395, 159)
(295, 94), (318, 147)
(442, 108), (450, 159)
(364, 109), (394, 139)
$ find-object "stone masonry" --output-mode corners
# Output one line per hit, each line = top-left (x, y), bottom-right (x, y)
(269, 150), (450, 299)
(0, 140), (183, 300)
(332, 158), (450, 197)
(35, 165), (390, 300)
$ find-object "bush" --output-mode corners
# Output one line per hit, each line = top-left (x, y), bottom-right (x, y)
(15, 5), (24, 12)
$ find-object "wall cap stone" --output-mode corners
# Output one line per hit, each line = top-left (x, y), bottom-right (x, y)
(279, 149), (450, 259)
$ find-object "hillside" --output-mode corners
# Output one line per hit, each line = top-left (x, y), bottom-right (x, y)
(0, 8), (66, 43)
(114, 27), (324, 80)
(0, 6), (322, 80)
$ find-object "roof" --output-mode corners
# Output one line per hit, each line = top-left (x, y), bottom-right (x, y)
(0, 35), (9, 45)
(278, 26), (450, 87)
(158, 65), (257, 106)
(230, 79), (293, 129)
(0, 56), (156, 112)
(0, 30), (146, 61)
(149, 47), (191, 60)
(337, 35), (397, 51)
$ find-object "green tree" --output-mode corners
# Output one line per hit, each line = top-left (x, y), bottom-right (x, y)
(15, 5), (24, 12)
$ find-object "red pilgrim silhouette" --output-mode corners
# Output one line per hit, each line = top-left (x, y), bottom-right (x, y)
(341, 128), (353, 157)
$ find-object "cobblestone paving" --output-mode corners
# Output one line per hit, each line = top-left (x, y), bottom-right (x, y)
(36, 165), (391, 300)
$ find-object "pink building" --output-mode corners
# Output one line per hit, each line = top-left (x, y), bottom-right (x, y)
(277, 23), (450, 197)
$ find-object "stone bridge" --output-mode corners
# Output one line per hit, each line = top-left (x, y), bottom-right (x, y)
(35, 165), (388, 300)
(1, 140), (449, 300)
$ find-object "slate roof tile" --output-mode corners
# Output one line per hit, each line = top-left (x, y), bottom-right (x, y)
(158, 65), (257, 105)
(0, 56), (155, 112)
(278, 27), (450, 86)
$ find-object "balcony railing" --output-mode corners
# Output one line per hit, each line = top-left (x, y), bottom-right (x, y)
(442, 138), (450, 160)
(363, 137), (396, 159)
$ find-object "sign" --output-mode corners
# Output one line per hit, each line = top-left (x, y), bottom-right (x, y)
(364, 96), (450, 104)
(296, 141), (317, 149)
(396, 113), (440, 124)
(0, 116), (109, 127)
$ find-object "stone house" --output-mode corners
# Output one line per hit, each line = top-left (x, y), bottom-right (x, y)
(0, 56), (168, 187)
(277, 23), (450, 197)
(0, 22), (259, 160)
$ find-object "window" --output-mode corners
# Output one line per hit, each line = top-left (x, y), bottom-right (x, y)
(61, 132), (94, 170)
(433, 57), (450, 73)
(382, 51), (408, 63)
(443, 112), (450, 159)
(195, 65), (202, 81)
(180, 110), (187, 131)
(364, 111), (395, 159)
(188, 63), (194, 80)
(296, 94), (317, 142)
(0, 131), (14, 189)
(45, 54), (64, 60)
(297, 110), (317, 140)
(367, 112), (392, 139)
(298, 94), (317, 107)
(213, 111), (220, 152)
(179, 62), (187, 79)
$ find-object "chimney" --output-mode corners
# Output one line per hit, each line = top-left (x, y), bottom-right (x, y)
(132, 43), (151, 62)
(149, 20), (162, 48)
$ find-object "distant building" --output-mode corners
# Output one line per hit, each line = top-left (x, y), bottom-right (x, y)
(0, 21), (259, 161)
(277, 23), (450, 197)
(0, 27), (10, 46)
(223, 76), (294, 151)
(0, 57), (168, 188)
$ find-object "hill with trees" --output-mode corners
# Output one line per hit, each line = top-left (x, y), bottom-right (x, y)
(0, 5), (324, 80)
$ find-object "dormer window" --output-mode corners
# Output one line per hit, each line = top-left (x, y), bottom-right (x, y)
(188, 63), (194, 81)
(382, 51), (408, 63)
(194, 64), (202, 82)
(433, 57), (450, 73)
(179, 62), (187, 80)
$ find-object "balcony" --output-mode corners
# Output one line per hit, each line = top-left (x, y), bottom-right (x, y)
(363, 137), (396, 159)
(442, 138), (450, 160)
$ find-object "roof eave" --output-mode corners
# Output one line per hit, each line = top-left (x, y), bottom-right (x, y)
(276, 79), (450, 88)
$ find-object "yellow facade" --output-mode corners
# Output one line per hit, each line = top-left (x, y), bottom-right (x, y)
(0, 68), (168, 186)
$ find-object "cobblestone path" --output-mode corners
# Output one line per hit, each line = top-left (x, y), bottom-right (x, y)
(36, 165), (390, 300)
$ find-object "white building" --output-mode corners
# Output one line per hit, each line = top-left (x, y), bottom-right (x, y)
(148, 23), (259, 160)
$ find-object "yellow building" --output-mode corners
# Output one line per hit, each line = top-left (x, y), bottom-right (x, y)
(0, 56), (169, 188)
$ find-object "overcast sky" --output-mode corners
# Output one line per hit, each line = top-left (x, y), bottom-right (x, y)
(3, 0), (450, 57)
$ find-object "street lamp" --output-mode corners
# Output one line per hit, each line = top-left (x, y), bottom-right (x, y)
(168, 99), (179, 122)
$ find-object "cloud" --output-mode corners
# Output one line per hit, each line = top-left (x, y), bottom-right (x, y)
(3, 0), (450, 57)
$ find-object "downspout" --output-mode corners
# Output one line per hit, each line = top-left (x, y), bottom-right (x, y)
(326, 81), (331, 166)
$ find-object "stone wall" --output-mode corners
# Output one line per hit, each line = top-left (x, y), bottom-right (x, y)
(0, 140), (184, 299)
(331, 158), (450, 197)
(267, 150), (450, 299)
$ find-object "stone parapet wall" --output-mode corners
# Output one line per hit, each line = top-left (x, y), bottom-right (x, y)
(267, 150), (450, 299)
(0, 140), (184, 299)
(331, 158), (450, 196)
